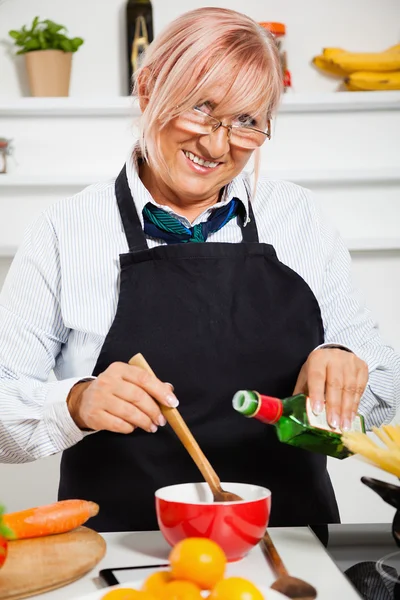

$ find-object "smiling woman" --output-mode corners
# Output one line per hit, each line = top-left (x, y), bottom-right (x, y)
(0, 7), (399, 542)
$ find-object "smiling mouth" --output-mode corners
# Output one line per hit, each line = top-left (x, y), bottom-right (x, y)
(183, 150), (220, 169)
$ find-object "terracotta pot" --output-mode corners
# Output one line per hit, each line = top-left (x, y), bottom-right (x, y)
(25, 49), (72, 97)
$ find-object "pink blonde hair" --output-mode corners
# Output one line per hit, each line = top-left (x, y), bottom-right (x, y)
(133, 7), (283, 176)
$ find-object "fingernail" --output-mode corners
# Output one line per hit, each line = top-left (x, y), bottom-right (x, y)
(313, 401), (324, 415)
(330, 414), (340, 429)
(341, 419), (351, 432)
(166, 394), (179, 408)
(158, 415), (167, 427)
(165, 382), (175, 392)
(150, 424), (158, 433)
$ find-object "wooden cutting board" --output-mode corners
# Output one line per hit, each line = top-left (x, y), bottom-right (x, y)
(0, 526), (107, 600)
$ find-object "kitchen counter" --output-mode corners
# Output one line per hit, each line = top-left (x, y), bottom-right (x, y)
(33, 527), (363, 600)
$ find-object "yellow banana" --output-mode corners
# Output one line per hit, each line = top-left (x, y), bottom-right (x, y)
(344, 82), (364, 92)
(329, 49), (400, 73)
(322, 43), (400, 59)
(312, 55), (348, 77)
(322, 47), (346, 59)
(345, 70), (400, 91)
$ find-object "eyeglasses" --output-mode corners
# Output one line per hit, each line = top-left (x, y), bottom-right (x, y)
(177, 106), (271, 149)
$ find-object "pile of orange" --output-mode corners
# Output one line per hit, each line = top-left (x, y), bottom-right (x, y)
(101, 538), (264, 600)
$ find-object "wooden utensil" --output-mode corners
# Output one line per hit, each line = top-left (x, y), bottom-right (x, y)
(130, 353), (317, 599)
(129, 353), (241, 502)
(0, 526), (106, 600)
(261, 530), (317, 599)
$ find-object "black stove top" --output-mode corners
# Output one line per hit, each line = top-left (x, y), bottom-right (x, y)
(327, 523), (400, 599)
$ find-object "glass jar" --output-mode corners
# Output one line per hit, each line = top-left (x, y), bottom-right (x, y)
(0, 138), (13, 174)
(259, 22), (291, 90)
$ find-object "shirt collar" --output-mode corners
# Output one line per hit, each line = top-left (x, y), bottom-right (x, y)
(124, 145), (251, 227)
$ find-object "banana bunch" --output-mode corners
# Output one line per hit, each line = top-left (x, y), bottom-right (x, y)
(312, 44), (400, 91)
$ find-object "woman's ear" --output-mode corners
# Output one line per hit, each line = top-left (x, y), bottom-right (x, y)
(137, 68), (151, 112)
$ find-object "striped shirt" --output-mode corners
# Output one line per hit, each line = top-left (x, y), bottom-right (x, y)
(0, 148), (399, 463)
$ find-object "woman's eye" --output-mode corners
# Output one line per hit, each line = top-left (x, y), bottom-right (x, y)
(193, 102), (212, 114)
(235, 114), (257, 127)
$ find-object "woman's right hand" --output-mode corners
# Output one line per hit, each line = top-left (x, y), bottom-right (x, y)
(66, 362), (178, 434)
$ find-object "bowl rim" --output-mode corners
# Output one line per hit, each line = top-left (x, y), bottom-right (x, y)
(154, 481), (272, 505)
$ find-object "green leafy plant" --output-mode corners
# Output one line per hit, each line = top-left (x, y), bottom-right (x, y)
(8, 16), (84, 55)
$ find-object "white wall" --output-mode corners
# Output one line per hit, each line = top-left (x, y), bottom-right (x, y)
(0, 0), (400, 525)
(0, 0), (399, 96)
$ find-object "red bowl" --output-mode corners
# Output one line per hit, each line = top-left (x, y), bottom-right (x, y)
(155, 482), (271, 562)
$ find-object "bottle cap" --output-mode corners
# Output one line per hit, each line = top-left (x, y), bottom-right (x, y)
(232, 390), (259, 416)
(233, 390), (283, 424)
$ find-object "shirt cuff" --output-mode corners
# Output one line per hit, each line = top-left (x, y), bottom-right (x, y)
(314, 343), (354, 354)
(44, 377), (97, 452)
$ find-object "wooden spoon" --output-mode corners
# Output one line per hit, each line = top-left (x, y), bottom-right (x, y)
(129, 353), (317, 599)
(129, 353), (241, 502)
(261, 530), (317, 599)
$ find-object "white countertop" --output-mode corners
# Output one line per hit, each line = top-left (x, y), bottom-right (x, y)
(33, 527), (362, 600)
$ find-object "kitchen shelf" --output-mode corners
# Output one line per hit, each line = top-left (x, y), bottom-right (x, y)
(1, 238), (399, 258)
(0, 97), (139, 117)
(0, 174), (112, 187)
(345, 238), (400, 252)
(0, 91), (399, 117)
(265, 168), (400, 185)
(0, 168), (399, 188)
(0, 246), (18, 258)
(281, 91), (400, 113)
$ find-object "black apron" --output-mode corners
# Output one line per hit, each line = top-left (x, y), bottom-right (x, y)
(59, 166), (340, 536)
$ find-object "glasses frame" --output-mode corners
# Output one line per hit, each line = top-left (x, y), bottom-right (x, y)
(190, 106), (271, 147)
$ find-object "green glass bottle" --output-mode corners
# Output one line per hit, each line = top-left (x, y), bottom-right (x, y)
(232, 390), (365, 459)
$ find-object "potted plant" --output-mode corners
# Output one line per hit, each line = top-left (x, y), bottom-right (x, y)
(8, 17), (84, 97)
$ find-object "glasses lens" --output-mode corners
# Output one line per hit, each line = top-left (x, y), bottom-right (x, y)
(230, 128), (267, 149)
(179, 110), (215, 134)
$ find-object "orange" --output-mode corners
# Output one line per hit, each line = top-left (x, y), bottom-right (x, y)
(169, 537), (226, 590)
(208, 577), (264, 600)
(142, 571), (172, 597)
(101, 589), (156, 600)
(161, 580), (202, 600)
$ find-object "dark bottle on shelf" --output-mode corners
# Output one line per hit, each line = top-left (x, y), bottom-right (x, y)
(126, 0), (153, 94)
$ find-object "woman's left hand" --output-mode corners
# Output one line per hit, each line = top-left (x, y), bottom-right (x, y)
(293, 348), (369, 431)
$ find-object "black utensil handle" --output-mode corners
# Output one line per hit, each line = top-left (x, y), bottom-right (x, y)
(362, 476), (400, 510)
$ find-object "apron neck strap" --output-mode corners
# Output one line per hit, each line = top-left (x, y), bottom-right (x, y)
(239, 201), (258, 243)
(115, 164), (259, 251)
(115, 165), (148, 252)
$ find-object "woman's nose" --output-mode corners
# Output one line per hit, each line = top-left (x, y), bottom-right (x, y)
(199, 125), (230, 159)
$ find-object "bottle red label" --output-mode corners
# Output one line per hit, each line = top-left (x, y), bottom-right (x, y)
(253, 394), (283, 424)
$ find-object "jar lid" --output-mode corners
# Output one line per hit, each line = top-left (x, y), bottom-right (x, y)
(259, 22), (286, 35)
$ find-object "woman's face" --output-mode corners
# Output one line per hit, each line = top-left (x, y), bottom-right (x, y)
(146, 89), (265, 206)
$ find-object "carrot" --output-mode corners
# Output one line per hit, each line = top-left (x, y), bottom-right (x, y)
(3, 499), (99, 540)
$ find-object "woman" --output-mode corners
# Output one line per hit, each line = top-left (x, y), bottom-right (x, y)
(0, 8), (399, 536)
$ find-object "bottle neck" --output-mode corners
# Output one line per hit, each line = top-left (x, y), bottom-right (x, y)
(232, 390), (283, 424)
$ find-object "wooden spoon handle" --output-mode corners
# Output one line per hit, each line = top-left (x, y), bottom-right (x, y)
(129, 353), (222, 495)
(261, 530), (288, 578)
